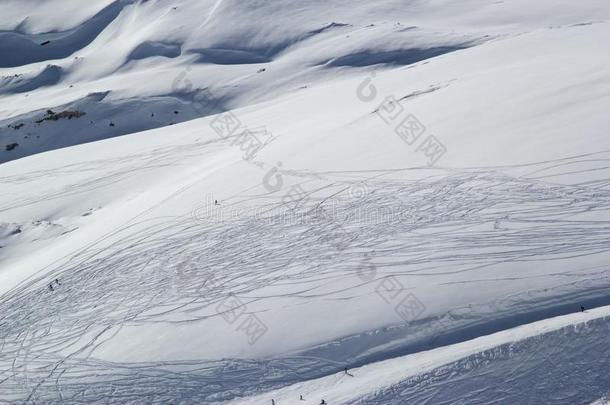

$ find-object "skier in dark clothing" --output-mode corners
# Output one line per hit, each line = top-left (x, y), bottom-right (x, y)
(320, 400), (327, 405)
(49, 278), (60, 291)
(581, 305), (585, 312)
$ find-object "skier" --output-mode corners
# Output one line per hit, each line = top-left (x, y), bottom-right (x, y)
(271, 400), (275, 405)
(320, 400), (327, 405)
(300, 395), (304, 400)
(214, 199), (220, 206)
(48, 284), (54, 292)
(581, 305), (585, 312)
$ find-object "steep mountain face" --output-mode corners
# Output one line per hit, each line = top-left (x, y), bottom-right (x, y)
(1, 0), (610, 403)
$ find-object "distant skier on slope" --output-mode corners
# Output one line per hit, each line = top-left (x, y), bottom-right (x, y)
(581, 305), (585, 312)
(49, 279), (61, 292)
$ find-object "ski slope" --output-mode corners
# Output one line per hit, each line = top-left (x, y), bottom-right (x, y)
(1, 0), (610, 403)
(230, 306), (610, 404)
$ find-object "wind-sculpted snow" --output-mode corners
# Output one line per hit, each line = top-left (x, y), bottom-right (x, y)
(2, 152), (610, 402)
(324, 46), (470, 68)
(0, 0), (134, 68)
(0, 64), (62, 95)
(127, 41), (182, 61)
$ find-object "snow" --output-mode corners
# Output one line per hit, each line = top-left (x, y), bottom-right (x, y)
(229, 305), (610, 404)
(1, 0), (610, 402)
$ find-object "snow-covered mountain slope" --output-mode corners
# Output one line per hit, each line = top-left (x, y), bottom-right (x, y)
(1, 0), (610, 403)
(231, 306), (610, 404)
(2, 0), (609, 162)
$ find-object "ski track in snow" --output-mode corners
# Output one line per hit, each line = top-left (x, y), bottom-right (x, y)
(0, 137), (227, 212)
(1, 0), (610, 402)
(2, 150), (610, 402)
(355, 317), (610, 405)
(235, 310), (610, 405)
